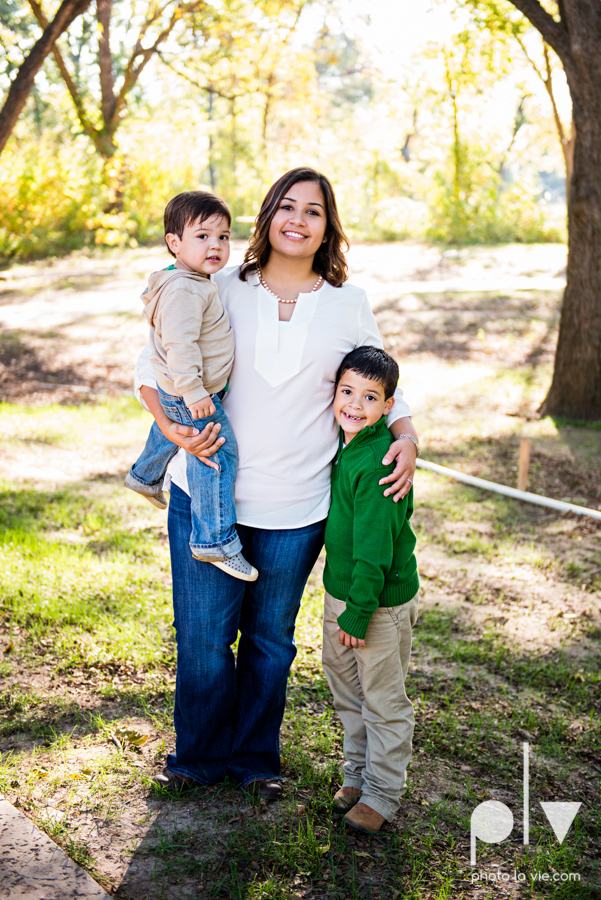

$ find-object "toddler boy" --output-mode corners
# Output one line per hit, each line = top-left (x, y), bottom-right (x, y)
(322, 345), (419, 832)
(125, 191), (257, 581)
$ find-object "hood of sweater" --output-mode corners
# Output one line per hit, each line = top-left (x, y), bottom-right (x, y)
(141, 267), (211, 327)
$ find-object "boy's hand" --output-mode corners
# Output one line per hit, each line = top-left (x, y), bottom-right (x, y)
(188, 397), (216, 419)
(337, 626), (365, 649)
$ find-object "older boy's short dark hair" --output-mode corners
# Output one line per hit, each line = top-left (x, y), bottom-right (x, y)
(164, 191), (231, 258)
(335, 346), (399, 400)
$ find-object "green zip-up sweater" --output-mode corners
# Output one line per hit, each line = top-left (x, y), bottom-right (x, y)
(323, 416), (419, 640)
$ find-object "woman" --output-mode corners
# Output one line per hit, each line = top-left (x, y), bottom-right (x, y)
(136, 168), (419, 798)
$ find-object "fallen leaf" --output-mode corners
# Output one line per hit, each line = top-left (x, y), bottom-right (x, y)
(319, 843), (330, 854)
(355, 851), (374, 859)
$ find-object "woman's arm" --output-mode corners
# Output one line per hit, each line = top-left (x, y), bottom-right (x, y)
(140, 385), (224, 462)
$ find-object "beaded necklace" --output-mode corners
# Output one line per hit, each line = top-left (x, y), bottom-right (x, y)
(257, 267), (323, 304)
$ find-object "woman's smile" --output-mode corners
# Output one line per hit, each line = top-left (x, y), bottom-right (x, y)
(282, 230), (308, 240)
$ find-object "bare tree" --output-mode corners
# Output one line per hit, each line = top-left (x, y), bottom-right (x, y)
(0, 0), (92, 155)
(28, 0), (205, 207)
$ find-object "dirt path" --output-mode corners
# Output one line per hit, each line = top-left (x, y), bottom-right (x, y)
(0, 241), (566, 405)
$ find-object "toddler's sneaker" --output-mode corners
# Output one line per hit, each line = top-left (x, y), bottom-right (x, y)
(196, 551), (258, 582)
(124, 471), (169, 510)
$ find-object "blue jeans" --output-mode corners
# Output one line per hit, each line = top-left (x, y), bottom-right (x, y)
(166, 483), (325, 787)
(129, 388), (241, 560)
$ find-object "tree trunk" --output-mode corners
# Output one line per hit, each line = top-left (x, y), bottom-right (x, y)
(507, 0), (601, 418)
(540, 55), (601, 418)
(0, 0), (92, 155)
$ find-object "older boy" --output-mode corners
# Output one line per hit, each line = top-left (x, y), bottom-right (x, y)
(125, 191), (257, 581)
(322, 346), (420, 833)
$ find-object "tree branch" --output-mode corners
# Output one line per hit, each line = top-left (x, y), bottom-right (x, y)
(156, 49), (255, 101)
(108, 0), (205, 130)
(27, 0), (100, 146)
(507, 0), (570, 63)
(0, 0), (92, 154)
(543, 42), (567, 147)
(97, 0), (115, 125)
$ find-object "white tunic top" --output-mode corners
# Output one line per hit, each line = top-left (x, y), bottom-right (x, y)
(135, 266), (412, 530)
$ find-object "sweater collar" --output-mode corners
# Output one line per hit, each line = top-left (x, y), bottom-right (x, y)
(338, 415), (389, 452)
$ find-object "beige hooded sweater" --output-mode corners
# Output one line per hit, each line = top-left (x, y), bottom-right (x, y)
(141, 267), (234, 406)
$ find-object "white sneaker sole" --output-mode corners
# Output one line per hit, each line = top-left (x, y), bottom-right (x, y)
(209, 559), (259, 582)
(124, 474), (168, 509)
(145, 494), (168, 510)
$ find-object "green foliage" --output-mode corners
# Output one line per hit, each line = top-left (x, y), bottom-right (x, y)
(423, 25), (565, 244)
(427, 141), (563, 244)
(0, 136), (104, 260)
(0, 0), (568, 258)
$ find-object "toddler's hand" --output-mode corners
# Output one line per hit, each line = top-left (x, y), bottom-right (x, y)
(188, 397), (216, 419)
(336, 626), (365, 649)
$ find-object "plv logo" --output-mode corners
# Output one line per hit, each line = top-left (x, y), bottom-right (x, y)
(470, 743), (581, 865)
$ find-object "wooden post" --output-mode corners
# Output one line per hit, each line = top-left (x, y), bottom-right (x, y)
(518, 439), (531, 492)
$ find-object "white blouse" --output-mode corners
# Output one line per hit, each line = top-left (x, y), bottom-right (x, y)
(135, 266), (412, 530)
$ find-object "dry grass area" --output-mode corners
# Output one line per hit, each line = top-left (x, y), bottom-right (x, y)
(0, 243), (599, 900)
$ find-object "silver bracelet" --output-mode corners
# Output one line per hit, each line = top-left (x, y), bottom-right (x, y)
(396, 434), (420, 457)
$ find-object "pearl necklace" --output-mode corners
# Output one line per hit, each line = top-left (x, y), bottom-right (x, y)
(257, 267), (323, 303)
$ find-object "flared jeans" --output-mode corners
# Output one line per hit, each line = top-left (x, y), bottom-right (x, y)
(166, 483), (325, 787)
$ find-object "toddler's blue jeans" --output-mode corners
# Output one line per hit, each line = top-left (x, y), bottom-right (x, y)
(128, 387), (242, 561)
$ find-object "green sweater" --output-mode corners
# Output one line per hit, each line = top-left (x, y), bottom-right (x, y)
(323, 416), (419, 640)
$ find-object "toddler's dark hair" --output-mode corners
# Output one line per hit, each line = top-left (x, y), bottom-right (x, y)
(335, 346), (399, 400)
(164, 191), (231, 258)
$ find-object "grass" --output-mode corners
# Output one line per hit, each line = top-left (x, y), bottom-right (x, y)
(1, 326), (600, 897)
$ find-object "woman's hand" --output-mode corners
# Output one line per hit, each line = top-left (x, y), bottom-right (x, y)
(379, 417), (418, 502)
(164, 420), (223, 469)
(140, 385), (225, 469)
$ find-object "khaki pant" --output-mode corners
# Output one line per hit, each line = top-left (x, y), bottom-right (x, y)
(321, 590), (419, 822)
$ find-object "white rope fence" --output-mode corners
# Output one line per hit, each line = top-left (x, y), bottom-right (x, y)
(416, 458), (601, 522)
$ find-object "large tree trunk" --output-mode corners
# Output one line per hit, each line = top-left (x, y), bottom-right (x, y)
(538, 15), (601, 418)
(0, 0), (92, 155)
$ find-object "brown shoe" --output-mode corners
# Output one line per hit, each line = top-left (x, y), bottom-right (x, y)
(333, 786), (362, 812)
(344, 801), (386, 833)
(242, 778), (283, 800)
(153, 768), (196, 792)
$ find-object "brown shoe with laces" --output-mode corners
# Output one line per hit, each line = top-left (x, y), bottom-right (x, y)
(333, 786), (362, 812)
(344, 801), (386, 833)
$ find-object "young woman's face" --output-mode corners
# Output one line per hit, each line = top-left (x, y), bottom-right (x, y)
(267, 180), (328, 262)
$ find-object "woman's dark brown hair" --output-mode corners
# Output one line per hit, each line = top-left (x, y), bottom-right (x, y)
(239, 167), (349, 287)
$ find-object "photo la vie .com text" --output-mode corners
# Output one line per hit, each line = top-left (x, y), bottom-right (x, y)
(469, 742), (582, 880)
(471, 869), (581, 885)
